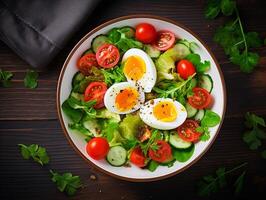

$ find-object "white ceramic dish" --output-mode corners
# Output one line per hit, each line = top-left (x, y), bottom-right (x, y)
(57, 15), (226, 182)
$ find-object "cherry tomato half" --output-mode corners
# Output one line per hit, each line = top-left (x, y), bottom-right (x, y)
(177, 60), (196, 80)
(86, 137), (109, 160)
(84, 82), (107, 109)
(135, 23), (157, 44)
(177, 120), (201, 142)
(153, 30), (175, 51)
(96, 44), (120, 68)
(188, 87), (212, 109)
(77, 53), (98, 75)
(130, 147), (147, 167)
(148, 140), (172, 163)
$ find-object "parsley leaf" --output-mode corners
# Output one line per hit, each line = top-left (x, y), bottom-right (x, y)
(18, 144), (50, 165)
(220, 0), (236, 16)
(242, 112), (266, 150)
(101, 65), (126, 86)
(140, 129), (161, 156)
(0, 69), (13, 87)
(204, 0), (221, 19)
(234, 170), (246, 196)
(50, 170), (82, 196)
(24, 69), (38, 89)
(197, 162), (247, 197)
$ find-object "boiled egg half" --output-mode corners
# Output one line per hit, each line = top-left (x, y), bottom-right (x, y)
(104, 82), (145, 114)
(122, 48), (157, 93)
(139, 98), (187, 130)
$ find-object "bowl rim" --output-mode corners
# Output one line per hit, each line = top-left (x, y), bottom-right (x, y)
(56, 14), (227, 182)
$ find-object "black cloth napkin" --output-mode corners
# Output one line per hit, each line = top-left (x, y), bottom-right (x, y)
(0, 0), (100, 68)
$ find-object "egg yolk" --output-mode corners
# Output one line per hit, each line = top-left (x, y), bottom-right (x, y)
(123, 56), (146, 81)
(115, 88), (139, 111)
(153, 101), (178, 122)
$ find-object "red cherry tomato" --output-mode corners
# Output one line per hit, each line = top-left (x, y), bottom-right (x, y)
(77, 53), (98, 75)
(96, 44), (120, 68)
(177, 60), (196, 80)
(153, 30), (175, 51)
(148, 140), (172, 163)
(188, 87), (212, 109)
(177, 120), (201, 142)
(86, 137), (109, 160)
(84, 82), (107, 109)
(135, 23), (157, 44)
(130, 147), (147, 167)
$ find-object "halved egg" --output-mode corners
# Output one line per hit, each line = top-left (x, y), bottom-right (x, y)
(104, 82), (145, 114)
(122, 48), (157, 93)
(139, 98), (187, 130)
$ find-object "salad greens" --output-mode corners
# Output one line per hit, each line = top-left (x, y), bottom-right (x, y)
(185, 53), (210, 73)
(50, 170), (82, 196)
(0, 69), (13, 87)
(205, 0), (263, 73)
(101, 65), (126, 86)
(24, 69), (38, 89)
(172, 144), (195, 162)
(18, 144), (50, 166)
(197, 162), (247, 197)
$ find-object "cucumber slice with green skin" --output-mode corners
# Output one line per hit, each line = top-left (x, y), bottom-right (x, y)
(82, 48), (93, 56)
(185, 102), (198, 118)
(106, 146), (127, 167)
(194, 109), (205, 121)
(144, 44), (161, 58)
(198, 74), (213, 93)
(163, 43), (191, 61)
(169, 133), (192, 149)
(91, 35), (109, 53)
(72, 72), (85, 87)
(120, 26), (135, 38)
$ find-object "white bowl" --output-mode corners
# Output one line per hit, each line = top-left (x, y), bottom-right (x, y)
(57, 15), (226, 182)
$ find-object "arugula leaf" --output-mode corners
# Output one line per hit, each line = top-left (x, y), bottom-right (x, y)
(201, 110), (221, 127)
(147, 160), (159, 172)
(50, 170), (82, 196)
(185, 53), (210, 73)
(0, 69), (13, 87)
(24, 69), (38, 89)
(234, 170), (246, 196)
(172, 144), (195, 162)
(18, 144), (49, 165)
(242, 112), (266, 150)
(197, 162), (247, 197)
(101, 65), (126, 86)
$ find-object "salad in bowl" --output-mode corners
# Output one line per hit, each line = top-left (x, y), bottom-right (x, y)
(57, 16), (226, 181)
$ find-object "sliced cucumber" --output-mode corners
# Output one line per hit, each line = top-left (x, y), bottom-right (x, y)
(198, 74), (213, 93)
(169, 133), (192, 149)
(164, 43), (191, 61)
(91, 35), (109, 52)
(106, 146), (127, 167)
(185, 102), (198, 118)
(194, 109), (205, 121)
(120, 26), (135, 38)
(72, 72), (85, 87)
(144, 44), (161, 58)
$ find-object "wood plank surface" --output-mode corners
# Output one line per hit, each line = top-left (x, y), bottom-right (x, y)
(0, 0), (266, 199)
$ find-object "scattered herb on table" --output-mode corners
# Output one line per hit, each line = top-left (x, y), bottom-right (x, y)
(243, 112), (266, 158)
(197, 162), (247, 197)
(24, 69), (38, 89)
(18, 144), (50, 165)
(204, 0), (263, 73)
(50, 170), (82, 196)
(0, 69), (13, 87)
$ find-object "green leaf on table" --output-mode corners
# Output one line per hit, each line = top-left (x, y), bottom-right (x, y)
(0, 69), (13, 87)
(204, 0), (221, 19)
(50, 170), (82, 196)
(220, 0), (236, 16)
(24, 69), (38, 89)
(216, 167), (227, 188)
(18, 144), (50, 165)
(245, 32), (263, 48)
(201, 110), (221, 127)
(234, 170), (246, 196)
(172, 144), (195, 162)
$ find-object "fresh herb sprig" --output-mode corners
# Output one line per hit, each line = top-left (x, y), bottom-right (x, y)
(24, 69), (38, 89)
(101, 65), (126, 86)
(243, 112), (266, 158)
(50, 170), (82, 196)
(197, 162), (247, 197)
(139, 129), (161, 156)
(18, 144), (50, 165)
(0, 69), (13, 87)
(205, 0), (263, 73)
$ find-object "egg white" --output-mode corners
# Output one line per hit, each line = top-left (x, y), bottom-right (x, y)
(122, 48), (157, 93)
(104, 82), (145, 114)
(139, 98), (187, 130)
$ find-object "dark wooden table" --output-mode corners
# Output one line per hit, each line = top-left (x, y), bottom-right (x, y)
(1, 0), (266, 199)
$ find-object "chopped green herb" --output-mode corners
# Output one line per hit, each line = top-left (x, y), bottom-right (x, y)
(24, 69), (38, 89)
(101, 65), (126, 86)
(0, 69), (13, 87)
(18, 144), (49, 165)
(50, 170), (82, 196)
